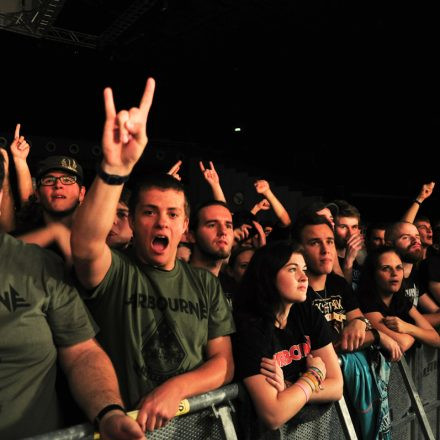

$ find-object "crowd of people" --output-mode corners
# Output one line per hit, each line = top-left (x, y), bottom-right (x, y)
(1, 78), (439, 440)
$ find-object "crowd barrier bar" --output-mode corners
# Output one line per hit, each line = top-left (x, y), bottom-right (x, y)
(397, 357), (435, 440)
(335, 396), (359, 439)
(23, 384), (239, 440)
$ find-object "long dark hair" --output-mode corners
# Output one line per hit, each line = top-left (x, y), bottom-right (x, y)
(233, 240), (304, 326)
(358, 245), (405, 301)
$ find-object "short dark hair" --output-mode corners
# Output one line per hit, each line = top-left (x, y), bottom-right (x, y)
(189, 200), (232, 231)
(0, 152), (5, 189)
(292, 212), (333, 243)
(234, 241), (304, 326)
(414, 216), (431, 224)
(129, 173), (190, 218)
(365, 222), (387, 241)
(228, 245), (255, 270)
(333, 199), (361, 221)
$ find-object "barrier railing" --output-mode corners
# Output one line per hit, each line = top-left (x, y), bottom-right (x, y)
(22, 344), (439, 440)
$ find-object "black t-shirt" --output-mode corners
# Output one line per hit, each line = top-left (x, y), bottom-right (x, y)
(402, 265), (421, 306)
(307, 272), (360, 342)
(233, 300), (332, 382)
(338, 256), (362, 291)
(359, 291), (414, 324)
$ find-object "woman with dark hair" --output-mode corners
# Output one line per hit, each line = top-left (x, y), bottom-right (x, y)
(358, 246), (440, 351)
(233, 241), (343, 430)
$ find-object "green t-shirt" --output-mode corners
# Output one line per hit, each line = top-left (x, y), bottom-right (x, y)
(82, 250), (235, 409)
(0, 233), (97, 439)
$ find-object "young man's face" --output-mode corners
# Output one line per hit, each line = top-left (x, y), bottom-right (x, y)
(106, 202), (133, 249)
(367, 228), (385, 251)
(300, 223), (335, 275)
(334, 216), (360, 249)
(193, 205), (234, 260)
(391, 223), (423, 264)
(130, 187), (188, 270)
(37, 171), (85, 216)
(415, 220), (433, 248)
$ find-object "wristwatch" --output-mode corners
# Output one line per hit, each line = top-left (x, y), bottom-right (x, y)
(97, 167), (130, 185)
(94, 404), (126, 430)
(355, 316), (372, 331)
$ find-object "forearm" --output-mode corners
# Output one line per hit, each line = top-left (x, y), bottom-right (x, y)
(59, 341), (125, 421)
(163, 352), (234, 400)
(422, 313), (440, 328)
(209, 182), (226, 203)
(263, 190), (291, 227)
(405, 323), (440, 347)
(0, 177), (16, 232)
(401, 201), (421, 223)
(308, 377), (342, 403)
(72, 176), (123, 261)
(13, 158), (34, 204)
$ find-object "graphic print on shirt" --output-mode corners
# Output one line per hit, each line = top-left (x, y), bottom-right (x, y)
(274, 335), (311, 367)
(0, 286), (30, 312)
(311, 296), (346, 336)
(141, 317), (187, 382)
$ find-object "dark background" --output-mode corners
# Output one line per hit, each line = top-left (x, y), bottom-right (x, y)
(1, 0), (439, 221)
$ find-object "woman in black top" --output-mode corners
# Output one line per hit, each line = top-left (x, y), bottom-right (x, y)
(233, 241), (343, 430)
(358, 246), (440, 352)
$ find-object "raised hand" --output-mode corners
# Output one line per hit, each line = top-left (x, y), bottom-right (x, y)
(102, 78), (155, 175)
(10, 124), (30, 161)
(416, 182), (435, 202)
(254, 179), (270, 195)
(199, 161), (220, 185)
(168, 160), (182, 181)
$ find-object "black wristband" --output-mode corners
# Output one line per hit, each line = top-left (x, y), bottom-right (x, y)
(94, 404), (126, 430)
(370, 328), (380, 346)
(97, 167), (130, 185)
(413, 199), (422, 205)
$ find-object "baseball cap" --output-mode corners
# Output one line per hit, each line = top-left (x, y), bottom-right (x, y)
(36, 155), (84, 183)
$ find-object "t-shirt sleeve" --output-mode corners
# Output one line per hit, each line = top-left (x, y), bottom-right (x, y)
(233, 324), (271, 380)
(207, 276), (236, 339)
(45, 264), (97, 347)
(427, 255), (440, 283)
(359, 294), (382, 314)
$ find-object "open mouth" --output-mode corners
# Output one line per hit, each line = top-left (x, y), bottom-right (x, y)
(152, 235), (169, 253)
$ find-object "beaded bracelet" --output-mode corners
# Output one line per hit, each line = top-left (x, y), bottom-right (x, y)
(301, 373), (319, 392)
(307, 369), (324, 390)
(309, 366), (324, 381)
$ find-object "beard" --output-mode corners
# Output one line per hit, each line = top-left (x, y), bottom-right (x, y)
(398, 246), (423, 264)
(196, 237), (231, 261)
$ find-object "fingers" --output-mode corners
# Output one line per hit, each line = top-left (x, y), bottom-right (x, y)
(169, 160), (182, 174)
(14, 123), (21, 139)
(199, 161), (205, 172)
(209, 160), (215, 171)
(139, 77), (156, 118)
(103, 87), (117, 120)
(116, 110), (130, 144)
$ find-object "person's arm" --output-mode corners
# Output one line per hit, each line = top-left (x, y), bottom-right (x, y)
(254, 179), (291, 227)
(365, 311), (415, 352)
(58, 338), (144, 440)
(244, 346), (342, 430)
(199, 161), (226, 203)
(136, 335), (233, 432)
(417, 293), (440, 327)
(338, 309), (368, 351)
(428, 281), (440, 305)
(341, 234), (364, 285)
(0, 148), (16, 232)
(401, 182), (435, 223)
(71, 78), (155, 289)
(383, 306), (440, 348)
(250, 199), (271, 216)
(10, 123), (34, 205)
(18, 223), (72, 265)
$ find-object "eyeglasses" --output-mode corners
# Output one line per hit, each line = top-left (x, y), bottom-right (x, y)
(39, 175), (77, 186)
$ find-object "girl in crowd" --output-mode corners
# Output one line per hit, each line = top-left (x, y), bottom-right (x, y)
(358, 246), (440, 351)
(233, 241), (343, 430)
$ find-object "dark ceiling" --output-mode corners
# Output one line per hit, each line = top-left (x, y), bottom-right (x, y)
(1, 0), (440, 205)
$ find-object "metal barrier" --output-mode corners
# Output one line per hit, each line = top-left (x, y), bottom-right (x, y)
(22, 345), (439, 440)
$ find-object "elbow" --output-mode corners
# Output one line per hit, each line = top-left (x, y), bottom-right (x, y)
(261, 413), (284, 431)
(399, 339), (414, 353)
(224, 357), (235, 385)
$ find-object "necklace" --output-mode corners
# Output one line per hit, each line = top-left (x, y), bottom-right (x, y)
(311, 286), (327, 299)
